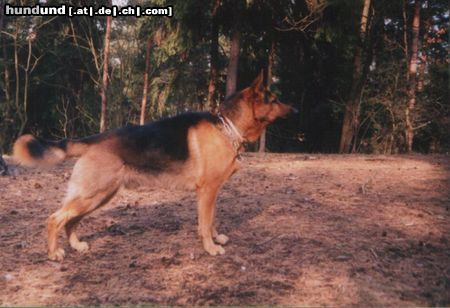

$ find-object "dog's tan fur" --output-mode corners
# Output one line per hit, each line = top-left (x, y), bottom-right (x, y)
(13, 72), (295, 261)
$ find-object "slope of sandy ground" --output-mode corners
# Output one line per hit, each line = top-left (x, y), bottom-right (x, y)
(0, 154), (449, 306)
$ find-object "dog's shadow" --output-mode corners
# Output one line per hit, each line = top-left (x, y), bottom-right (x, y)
(78, 182), (270, 256)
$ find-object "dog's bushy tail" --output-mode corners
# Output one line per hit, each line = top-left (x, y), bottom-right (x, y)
(13, 134), (94, 167)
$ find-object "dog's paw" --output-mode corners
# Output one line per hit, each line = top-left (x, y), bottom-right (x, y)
(48, 248), (65, 261)
(72, 241), (89, 253)
(204, 243), (225, 256)
(214, 234), (229, 245)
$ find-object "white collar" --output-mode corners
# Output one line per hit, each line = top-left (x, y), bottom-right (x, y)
(217, 113), (244, 152)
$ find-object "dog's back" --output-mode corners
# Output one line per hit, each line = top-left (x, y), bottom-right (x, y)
(13, 112), (219, 172)
(114, 112), (219, 173)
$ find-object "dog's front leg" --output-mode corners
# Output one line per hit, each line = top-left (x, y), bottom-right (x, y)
(211, 206), (229, 245)
(196, 185), (225, 256)
(212, 227), (229, 245)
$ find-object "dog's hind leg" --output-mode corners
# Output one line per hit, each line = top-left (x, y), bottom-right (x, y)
(65, 216), (88, 253)
(48, 198), (81, 261)
(66, 187), (119, 251)
(48, 186), (120, 261)
(48, 152), (123, 261)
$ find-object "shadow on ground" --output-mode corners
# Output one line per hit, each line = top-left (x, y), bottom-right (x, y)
(0, 154), (449, 305)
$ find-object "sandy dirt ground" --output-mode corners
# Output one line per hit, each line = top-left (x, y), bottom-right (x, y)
(0, 153), (449, 306)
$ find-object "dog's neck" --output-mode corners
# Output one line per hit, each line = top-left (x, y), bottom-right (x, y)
(219, 96), (267, 142)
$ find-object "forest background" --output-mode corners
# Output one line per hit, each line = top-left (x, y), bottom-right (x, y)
(0, 0), (448, 154)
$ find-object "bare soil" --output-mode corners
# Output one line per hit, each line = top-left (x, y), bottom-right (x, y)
(0, 154), (449, 306)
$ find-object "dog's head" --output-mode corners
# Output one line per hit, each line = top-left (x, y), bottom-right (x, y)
(248, 71), (297, 120)
(230, 71), (297, 141)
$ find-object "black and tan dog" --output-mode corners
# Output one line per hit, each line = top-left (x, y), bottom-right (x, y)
(13, 72), (296, 261)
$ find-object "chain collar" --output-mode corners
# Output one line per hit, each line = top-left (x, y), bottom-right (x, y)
(217, 113), (244, 155)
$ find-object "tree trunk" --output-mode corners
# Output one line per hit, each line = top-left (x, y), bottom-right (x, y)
(207, 0), (220, 111)
(2, 36), (10, 102)
(417, 53), (426, 92)
(13, 26), (23, 134)
(226, 29), (240, 97)
(259, 41), (275, 153)
(140, 37), (152, 125)
(339, 0), (371, 153)
(0, 0), (10, 101)
(405, 0), (421, 153)
(226, 1), (243, 98)
(19, 37), (33, 136)
(402, 0), (409, 82)
(99, 14), (112, 133)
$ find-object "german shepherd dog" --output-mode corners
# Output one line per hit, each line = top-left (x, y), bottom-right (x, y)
(13, 72), (296, 261)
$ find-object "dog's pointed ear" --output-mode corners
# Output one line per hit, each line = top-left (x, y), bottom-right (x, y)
(250, 70), (265, 92)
